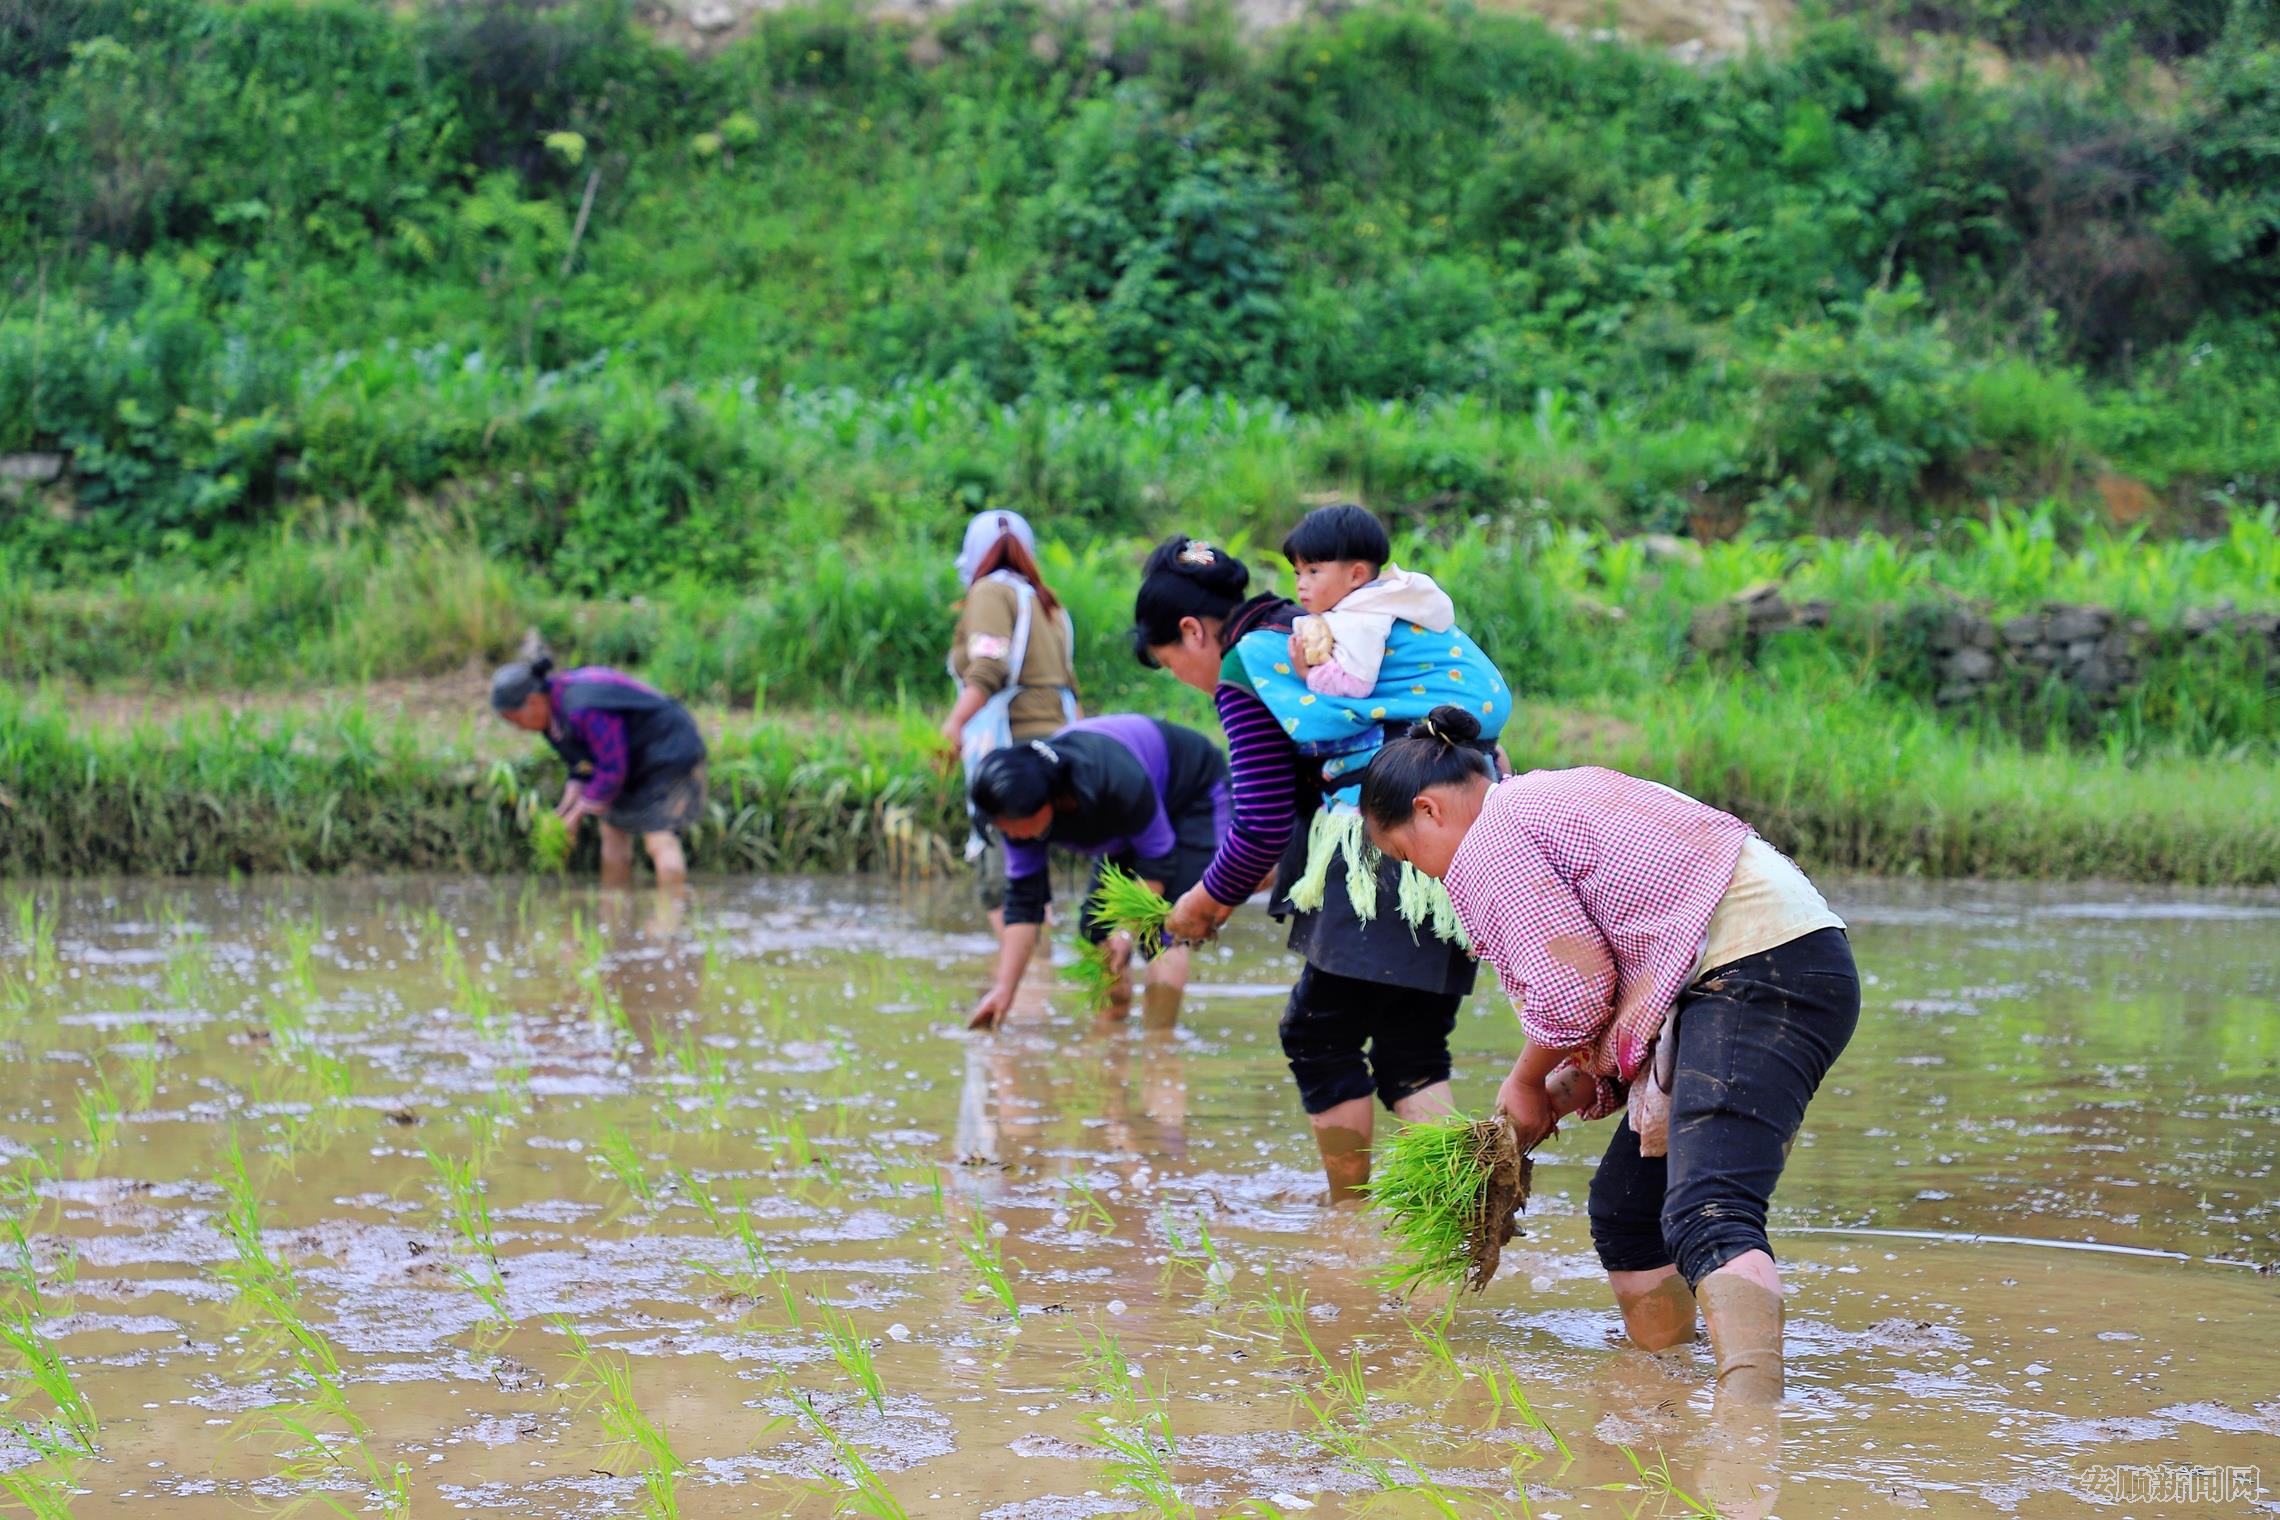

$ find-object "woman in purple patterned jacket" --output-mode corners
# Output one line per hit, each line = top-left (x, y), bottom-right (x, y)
(491, 656), (708, 888)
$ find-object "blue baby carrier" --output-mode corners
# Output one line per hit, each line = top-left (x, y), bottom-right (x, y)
(1225, 619), (1512, 943)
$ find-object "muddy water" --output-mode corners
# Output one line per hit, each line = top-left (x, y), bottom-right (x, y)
(0, 876), (2274, 1518)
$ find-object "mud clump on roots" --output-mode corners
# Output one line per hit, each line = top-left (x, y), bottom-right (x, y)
(1363, 1111), (1535, 1297)
(1466, 1115), (1532, 1292)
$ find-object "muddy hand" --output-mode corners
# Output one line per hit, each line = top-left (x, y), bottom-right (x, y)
(1162, 883), (1231, 946)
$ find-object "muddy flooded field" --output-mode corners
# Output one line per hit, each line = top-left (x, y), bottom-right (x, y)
(0, 875), (2274, 1518)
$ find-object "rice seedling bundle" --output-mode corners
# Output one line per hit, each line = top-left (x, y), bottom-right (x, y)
(1363, 1112), (1531, 1296)
(1064, 939), (1123, 1012)
(1088, 865), (1171, 955)
(530, 812), (572, 872)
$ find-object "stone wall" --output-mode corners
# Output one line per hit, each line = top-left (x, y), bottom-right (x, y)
(1688, 586), (2280, 712)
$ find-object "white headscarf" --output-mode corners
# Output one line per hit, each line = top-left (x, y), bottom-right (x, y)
(955, 510), (1038, 586)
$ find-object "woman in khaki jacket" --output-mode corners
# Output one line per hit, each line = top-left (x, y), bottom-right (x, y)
(940, 511), (1081, 936)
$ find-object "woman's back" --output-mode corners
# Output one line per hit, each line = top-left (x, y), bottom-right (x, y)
(951, 576), (1079, 741)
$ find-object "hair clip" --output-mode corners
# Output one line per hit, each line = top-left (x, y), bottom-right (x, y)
(1029, 739), (1061, 766)
(1177, 540), (1217, 566)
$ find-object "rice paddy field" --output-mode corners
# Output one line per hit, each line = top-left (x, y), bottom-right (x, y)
(0, 873), (2274, 1518)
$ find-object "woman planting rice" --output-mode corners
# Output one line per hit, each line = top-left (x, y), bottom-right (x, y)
(1360, 705), (1860, 1404)
(491, 656), (707, 888)
(963, 716), (1229, 1031)
(1133, 518), (1531, 1200)
(940, 512), (1081, 947)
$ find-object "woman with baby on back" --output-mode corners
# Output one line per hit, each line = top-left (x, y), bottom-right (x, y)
(1135, 505), (1546, 1200)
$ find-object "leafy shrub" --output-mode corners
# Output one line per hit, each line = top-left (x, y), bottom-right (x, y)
(1748, 286), (1978, 512)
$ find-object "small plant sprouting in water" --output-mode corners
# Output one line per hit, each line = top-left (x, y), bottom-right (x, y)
(557, 1318), (685, 1519)
(278, 912), (324, 1001)
(665, 1028), (732, 1127)
(815, 1301), (888, 1415)
(789, 1391), (910, 1520)
(687, 1182), (803, 1328)
(1476, 1358), (1572, 1464)
(74, 1068), (122, 1162)
(594, 1126), (658, 1209)
(427, 1146), (509, 1328)
(958, 1209), (1019, 1319)
(215, 1130), (294, 1296)
(1062, 1178), (1115, 1234)
(121, 1023), (162, 1110)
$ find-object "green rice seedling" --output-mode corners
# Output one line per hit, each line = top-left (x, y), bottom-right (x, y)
(1605, 1445), (1717, 1517)
(815, 1302), (888, 1415)
(1158, 1210), (1235, 1295)
(262, 988), (309, 1050)
(1070, 1323), (1137, 1408)
(1475, 1358), (1571, 1463)
(557, 1319), (685, 1519)
(121, 1023), (161, 1110)
(73, 1069), (122, 1162)
(215, 1131), (293, 1295)
(1251, 1269), (1310, 1347)
(594, 1126), (658, 1210)
(278, 913), (324, 1002)
(664, 1029), (732, 1128)
(0, 1309), (97, 1455)
(1062, 1179), (1115, 1234)
(1, 1220), (49, 1313)
(789, 1391), (910, 1520)
(957, 1209), (1019, 1319)
(1087, 1391), (1191, 1520)
(13, 894), (58, 987)
(1405, 1302), (1462, 1377)
(1088, 864), (1171, 955)
(692, 1187), (803, 1328)
(426, 1147), (500, 1267)
(1362, 1112), (1530, 1297)
(0, 1421), (87, 1520)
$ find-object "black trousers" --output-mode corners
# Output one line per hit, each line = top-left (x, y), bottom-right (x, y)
(1278, 964), (1461, 1115)
(1587, 927), (1860, 1288)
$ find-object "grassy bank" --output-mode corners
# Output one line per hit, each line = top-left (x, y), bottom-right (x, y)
(8, 679), (2276, 884)
(5, 1), (2279, 584)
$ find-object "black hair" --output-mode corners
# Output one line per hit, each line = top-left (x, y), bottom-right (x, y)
(1358, 705), (1495, 827)
(1129, 535), (1251, 668)
(490, 655), (555, 711)
(969, 739), (1063, 819)
(1280, 503), (1390, 570)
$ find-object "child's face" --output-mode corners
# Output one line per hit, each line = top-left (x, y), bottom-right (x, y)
(1292, 558), (1377, 615)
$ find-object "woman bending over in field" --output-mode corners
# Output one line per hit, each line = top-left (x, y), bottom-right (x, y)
(491, 655), (708, 888)
(1360, 705), (1859, 1406)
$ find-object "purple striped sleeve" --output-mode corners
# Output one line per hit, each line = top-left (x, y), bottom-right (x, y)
(1201, 683), (1300, 906)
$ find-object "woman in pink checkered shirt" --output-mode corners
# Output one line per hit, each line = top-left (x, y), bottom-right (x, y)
(1361, 705), (1861, 1409)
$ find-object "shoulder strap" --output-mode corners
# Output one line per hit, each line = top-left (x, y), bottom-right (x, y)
(1006, 581), (1036, 686)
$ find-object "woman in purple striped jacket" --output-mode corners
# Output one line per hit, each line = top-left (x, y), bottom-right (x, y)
(1133, 535), (1481, 1201)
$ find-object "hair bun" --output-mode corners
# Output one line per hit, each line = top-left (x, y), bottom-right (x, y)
(528, 655), (554, 681)
(1410, 704), (1482, 746)
(1170, 537), (1249, 596)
